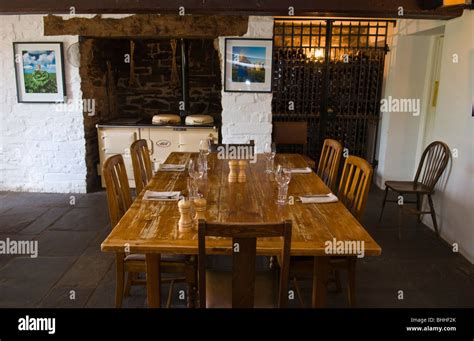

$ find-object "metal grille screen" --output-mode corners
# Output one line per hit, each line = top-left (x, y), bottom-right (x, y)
(272, 19), (391, 164)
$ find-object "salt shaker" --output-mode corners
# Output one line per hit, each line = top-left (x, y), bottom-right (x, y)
(228, 160), (238, 183)
(193, 197), (207, 228)
(178, 198), (193, 232)
(238, 160), (247, 183)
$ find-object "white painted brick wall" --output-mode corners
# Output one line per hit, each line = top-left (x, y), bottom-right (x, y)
(0, 15), (87, 193)
(218, 16), (274, 153)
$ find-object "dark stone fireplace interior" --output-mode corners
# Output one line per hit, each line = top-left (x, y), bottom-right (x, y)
(79, 37), (223, 191)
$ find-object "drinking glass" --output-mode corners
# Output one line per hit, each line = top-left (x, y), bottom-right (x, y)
(264, 142), (276, 173)
(187, 177), (198, 199)
(275, 164), (292, 205)
(188, 157), (204, 198)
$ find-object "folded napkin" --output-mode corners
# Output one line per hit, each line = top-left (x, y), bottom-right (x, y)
(157, 164), (186, 172)
(299, 193), (338, 204)
(289, 167), (312, 174)
(143, 191), (181, 201)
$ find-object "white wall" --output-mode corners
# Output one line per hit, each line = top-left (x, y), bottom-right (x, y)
(0, 15), (87, 193)
(218, 16), (274, 153)
(426, 10), (474, 263)
(376, 35), (433, 185)
(376, 10), (474, 263)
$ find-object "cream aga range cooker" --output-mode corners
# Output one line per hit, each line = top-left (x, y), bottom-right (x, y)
(97, 114), (218, 188)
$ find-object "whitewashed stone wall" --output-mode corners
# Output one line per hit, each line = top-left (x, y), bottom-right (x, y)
(218, 16), (274, 153)
(0, 15), (86, 193)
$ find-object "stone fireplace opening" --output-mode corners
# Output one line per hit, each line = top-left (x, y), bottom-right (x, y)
(79, 37), (222, 191)
(42, 14), (250, 192)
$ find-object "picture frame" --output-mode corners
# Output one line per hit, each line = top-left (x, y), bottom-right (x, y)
(13, 42), (66, 103)
(224, 38), (273, 93)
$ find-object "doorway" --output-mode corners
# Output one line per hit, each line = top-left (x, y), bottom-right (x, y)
(422, 35), (444, 148)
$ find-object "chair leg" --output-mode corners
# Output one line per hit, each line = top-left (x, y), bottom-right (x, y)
(185, 260), (197, 308)
(166, 279), (175, 308)
(292, 276), (306, 307)
(124, 272), (133, 297)
(398, 202), (403, 240)
(115, 253), (125, 308)
(334, 269), (342, 293)
(347, 258), (357, 308)
(427, 194), (440, 236)
(379, 187), (389, 222)
(416, 194), (422, 223)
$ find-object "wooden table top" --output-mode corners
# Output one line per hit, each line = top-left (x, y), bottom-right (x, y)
(101, 152), (382, 257)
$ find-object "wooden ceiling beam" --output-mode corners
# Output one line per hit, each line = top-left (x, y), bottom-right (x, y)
(44, 14), (249, 38)
(1, 0), (466, 20)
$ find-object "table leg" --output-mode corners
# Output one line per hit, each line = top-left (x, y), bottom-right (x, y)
(185, 259), (197, 308)
(312, 256), (329, 308)
(146, 253), (161, 308)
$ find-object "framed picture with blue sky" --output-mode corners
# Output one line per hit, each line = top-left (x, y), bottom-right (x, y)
(224, 38), (273, 93)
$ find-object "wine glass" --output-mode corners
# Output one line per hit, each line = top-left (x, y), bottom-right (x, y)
(188, 157), (204, 180)
(200, 139), (210, 156)
(207, 138), (214, 154)
(198, 151), (208, 178)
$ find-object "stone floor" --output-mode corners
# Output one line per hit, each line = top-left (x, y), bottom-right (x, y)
(0, 186), (473, 308)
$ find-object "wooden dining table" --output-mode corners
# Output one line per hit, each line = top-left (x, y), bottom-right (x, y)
(101, 152), (382, 308)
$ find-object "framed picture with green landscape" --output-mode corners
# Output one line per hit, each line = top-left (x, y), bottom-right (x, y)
(13, 42), (66, 103)
(224, 38), (273, 93)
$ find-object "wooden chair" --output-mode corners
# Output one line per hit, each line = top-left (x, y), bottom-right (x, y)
(103, 154), (196, 308)
(316, 139), (343, 192)
(103, 154), (133, 229)
(338, 155), (373, 222)
(379, 141), (450, 239)
(289, 155), (373, 307)
(130, 139), (153, 195)
(198, 220), (292, 308)
(273, 121), (316, 169)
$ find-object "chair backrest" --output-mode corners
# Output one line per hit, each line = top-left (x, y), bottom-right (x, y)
(317, 139), (343, 191)
(209, 140), (255, 158)
(130, 139), (153, 195)
(102, 154), (133, 227)
(198, 220), (292, 308)
(414, 141), (450, 192)
(338, 155), (373, 222)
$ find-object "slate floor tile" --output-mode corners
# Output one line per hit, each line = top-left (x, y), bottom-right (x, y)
(49, 207), (109, 232)
(0, 257), (75, 308)
(34, 230), (97, 257)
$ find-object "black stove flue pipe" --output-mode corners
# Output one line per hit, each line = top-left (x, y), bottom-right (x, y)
(179, 38), (190, 122)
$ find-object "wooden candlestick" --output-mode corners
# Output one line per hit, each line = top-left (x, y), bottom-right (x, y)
(178, 199), (193, 232)
(228, 160), (238, 183)
(238, 160), (247, 183)
(193, 197), (207, 228)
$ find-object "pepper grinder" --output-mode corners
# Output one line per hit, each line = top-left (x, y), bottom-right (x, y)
(178, 198), (193, 232)
(193, 197), (207, 228)
(238, 160), (247, 183)
(228, 160), (238, 183)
